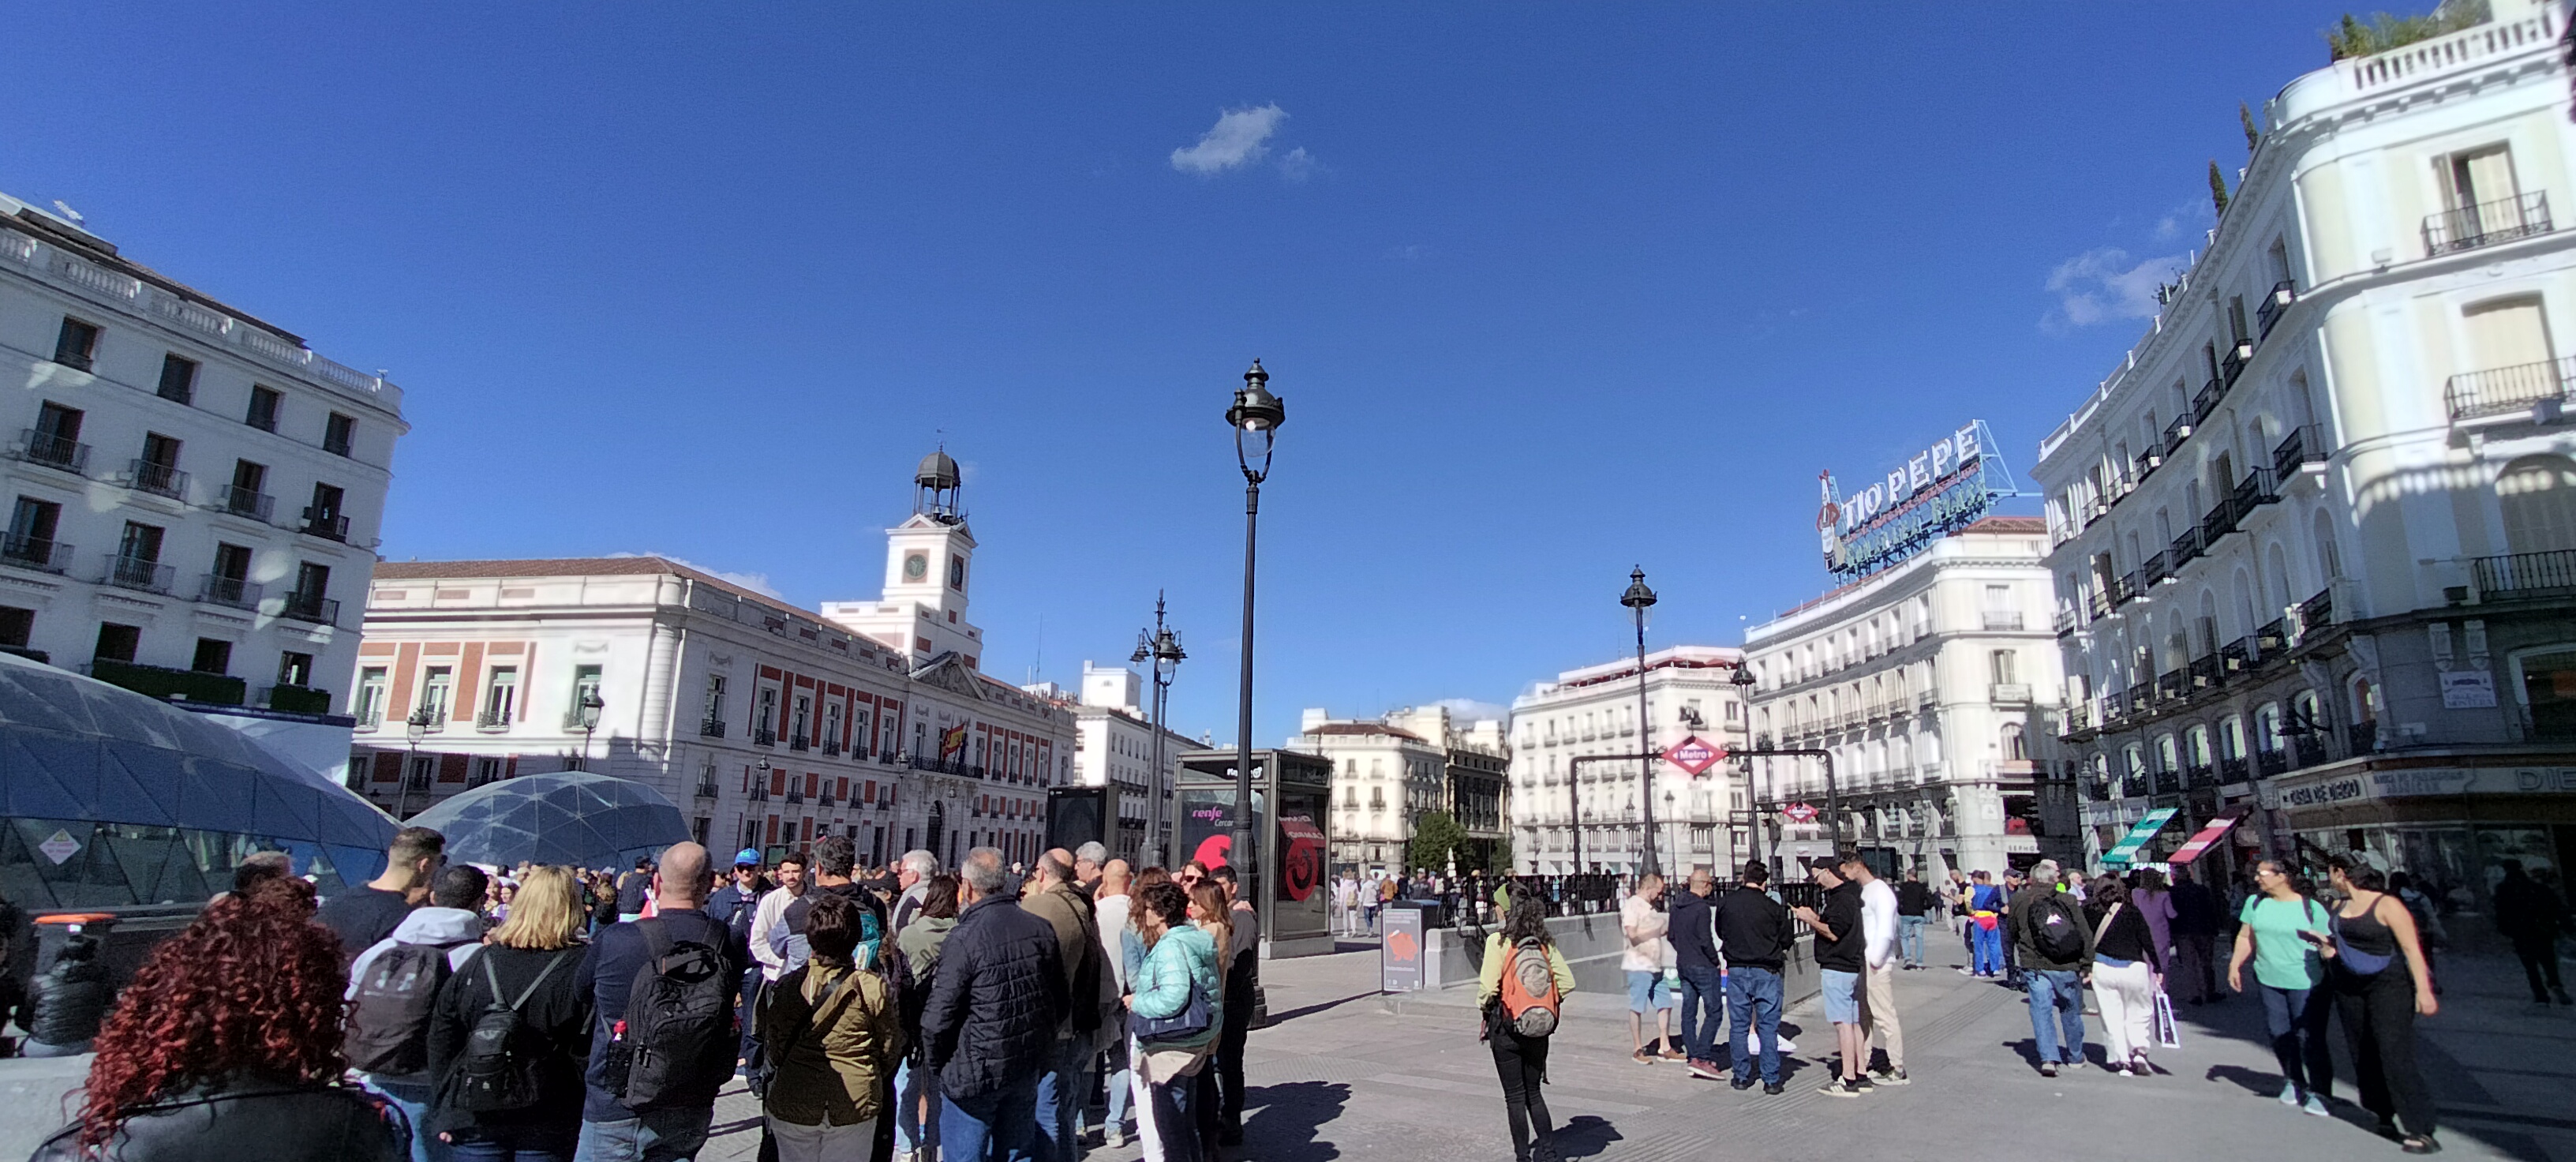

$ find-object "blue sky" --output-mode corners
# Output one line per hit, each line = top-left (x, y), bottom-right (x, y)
(2, 3), (2364, 745)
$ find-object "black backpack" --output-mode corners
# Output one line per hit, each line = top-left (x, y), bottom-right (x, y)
(447, 947), (574, 1113)
(2028, 893), (2087, 962)
(344, 942), (460, 1074)
(613, 919), (735, 1111)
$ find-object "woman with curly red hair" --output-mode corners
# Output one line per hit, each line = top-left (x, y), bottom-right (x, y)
(31, 875), (407, 1161)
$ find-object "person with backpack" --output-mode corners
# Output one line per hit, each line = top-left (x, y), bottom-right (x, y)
(757, 891), (904, 1162)
(1714, 860), (1792, 1095)
(1126, 880), (1219, 1162)
(20, 931), (110, 1058)
(615, 859), (654, 924)
(2009, 860), (2095, 1078)
(426, 866), (594, 1162)
(1960, 870), (2006, 979)
(320, 827), (449, 968)
(348, 862), (492, 1162)
(2323, 856), (2441, 1153)
(2228, 858), (2337, 1116)
(1479, 893), (1574, 1162)
(571, 843), (736, 1162)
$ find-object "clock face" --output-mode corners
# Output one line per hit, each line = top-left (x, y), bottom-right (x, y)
(904, 553), (928, 582)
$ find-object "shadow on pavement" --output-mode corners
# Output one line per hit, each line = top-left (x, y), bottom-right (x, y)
(2203, 1063), (2282, 1099)
(1265, 992), (1378, 1025)
(1551, 1115), (1623, 1160)
(1243, 1079), (1349, 1162)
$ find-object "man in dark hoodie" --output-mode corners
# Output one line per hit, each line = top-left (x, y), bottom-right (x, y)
(1668, 868), (1727, 1081)
(1713, 860), (1792, 1094)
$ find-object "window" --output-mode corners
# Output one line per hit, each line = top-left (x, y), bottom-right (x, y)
(2446, 144), (2518, 212)
(571, 664), (604, 719)
(226, 460), (269, 517)
(275, 649), (312, 689)
(2465, 296), (2554, 373)
(472, 757), (505, 786)
(484, 666), (520, 725)
(0, 605), (29, 649)
(704, 675), (727, 724)
(355, 667), (388, 727)
(293, 561), (330, 600)
(53, 317), (99, 371)
(2499, 455), (2576, 554)
(136, 433), (183, 497)
(28, 402), (84, 472)
(93, 623), (139, 664)
(1989, 649), (2018, 686)
(245, 385), (281, 433)
(2522, 650), (2576, 741)
(112, 522), (165, 589)
(324, 413), (355, 457)
(305, 483), (346, 539)
(6, 497), (62, 568)
(156, 354), (197, 404)
(419, 665), (454, 721)
(792, 695), (811, 744)
(190, 638), (231, 674)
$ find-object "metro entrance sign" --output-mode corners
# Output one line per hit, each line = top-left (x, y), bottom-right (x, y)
(1662, 735), (1728, 776)
(1781, 802), (1820, 823)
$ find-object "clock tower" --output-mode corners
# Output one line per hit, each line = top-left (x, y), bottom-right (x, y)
(820, 447), (986, 665)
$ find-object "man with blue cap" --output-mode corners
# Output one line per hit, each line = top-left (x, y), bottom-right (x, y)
(706, 847), (771, 1072)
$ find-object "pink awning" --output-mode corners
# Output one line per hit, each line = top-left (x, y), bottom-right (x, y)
(2167, 812), (2245, 865)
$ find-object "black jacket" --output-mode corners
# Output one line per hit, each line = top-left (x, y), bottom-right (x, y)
(921, 895), (1068, 1100)
(1668, 890), (1722, 973)
(1812, 883), (1866, 973)
(2168, 879), (2221, 936)
(25, 957), (110, 1047)
(31, 1077), (406, 1162)
(427, 943), (593, 1141)
(1712, 886), (1792, 973)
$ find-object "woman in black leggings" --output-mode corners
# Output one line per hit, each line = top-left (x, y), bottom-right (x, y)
(2326, 857), (2442, 1154)
(1481, 894), (1575, 1162)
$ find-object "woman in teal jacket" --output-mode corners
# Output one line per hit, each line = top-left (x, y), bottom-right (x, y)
(1128, 880), (1220, 1162)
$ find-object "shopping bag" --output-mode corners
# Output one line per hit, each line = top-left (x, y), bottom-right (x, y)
(2152, 990), (2182, 1049)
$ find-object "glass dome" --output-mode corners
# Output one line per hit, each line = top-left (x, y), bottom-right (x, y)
(0, 652), (399, 907)
(408, 771), (690, 871)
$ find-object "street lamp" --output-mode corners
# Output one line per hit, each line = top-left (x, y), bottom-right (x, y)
(1620, 567), (1659, 877)
(1732, 662), (1761, 869)
(575, 688), (605, 771)
(399, 707), (432, 819)
(1132, 594), (1186, 866)
(754, 758), (772, 854)
(1226, 359), (1285, 894)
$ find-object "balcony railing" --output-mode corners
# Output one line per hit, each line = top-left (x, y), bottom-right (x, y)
(279, 590), (339, 625)
(2188, 654), (2222, 692)
(128, 459), (187, 499)
(2256, 748), (2289, 777)
(2291, 736), (2327, 770)
(2472, 549), (2576, 598)
(2113, 572), (2140, 608)
(88, 658), (246, 706)
(2273, 425), (2328, 480)
(695, 780), (721, 799)
(2443, 354), (2576, 422)
(2157, 669), (2188, 700)
(0, 535), (71, 574)
(1990, 682), (2031, 705)
(787, 734), (810, 752)
(2053, 608), (2080, 636)
(2201, 497), (2241, 545)
(2347, 722), (2380, 757)
(2233, 467), (2279, 513)
(2170, 526), (2203, 568)
(2218, 339), (2254, 388)
(753, 726), (776, 747)
(1981, 609), (2024, 631)
(699, 718), (726, 738)
(2185, 763), (2217, 789)
(2424, 190), (2552, 255)
(300, 508), (350, 542)
(2222, 636), (2256, 673)
(476, 707), (511, 729)
(2219, 755), (2250, 783)
(822, 740), (842, 757)
(218, 485), (275, 521)
(197, 574), (261, 609)
(2255, 279), (2297, 339)
(2086, 589), (2112, 620)
(2162, 415), (2195, 454)
(102, 553), (174, 594)
(14, 429), (89, 475)
(784, 787), (804, 804)
(2143, 550), (2172, 587)
(2297, 587), (2335, 634)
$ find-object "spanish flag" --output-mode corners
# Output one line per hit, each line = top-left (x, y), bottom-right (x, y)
(941, 722), (969, 759)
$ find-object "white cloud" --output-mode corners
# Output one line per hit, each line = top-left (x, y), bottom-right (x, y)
(1170, 103), (1288, 176)
(612, 552), (784, 599)
(1275, 146), (1316, 182)
(2151, 197), (2212, 243)
(2044, 247), (2186, 328)
(1425, 697), (1511, 725)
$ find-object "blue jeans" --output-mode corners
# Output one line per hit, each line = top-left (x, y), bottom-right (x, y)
(1899, 915), (1929, 966)
(2025, 969), (2087, 1066)
(358, 1077), (440, 1162)
(1725, 965), (1784, 1084)
(1676, 965), (1726, 1063)
(1103, 1044), (1134, 1133)
(940, 1076), (1040, 1162)
(2259, 983), (2334, 1096)
(1971, 921), (2004, 975)
(897, 1056), (942, 1154)
(450, 1126), (579, 1162)
(571, 1107), (713, 1162)
(1034, 1036), (1092, 1162)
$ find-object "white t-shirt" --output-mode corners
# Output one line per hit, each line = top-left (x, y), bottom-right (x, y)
(1620, 894), (1671, 973)
(1859, 878), (1900, 969)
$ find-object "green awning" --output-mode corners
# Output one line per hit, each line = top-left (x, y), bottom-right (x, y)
(2102, 807), (2180, 865)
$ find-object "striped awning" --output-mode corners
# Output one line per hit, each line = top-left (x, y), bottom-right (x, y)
(2102, 807), (2180, 865)
(2168, 811), (2247, 866)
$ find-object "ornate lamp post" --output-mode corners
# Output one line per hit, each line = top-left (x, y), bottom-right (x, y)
(576, 688), (605, 770)
(1132, 594), (1186, 865)
(1732, 662), (1763, 869)
(1226, 359), (1285, 893)
(398, 707), (432, 819)
(1621, 567), (1660, 876)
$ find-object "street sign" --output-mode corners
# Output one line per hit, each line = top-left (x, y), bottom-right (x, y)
(1380, 905), (1425, 993)
(1662, 735), (1728, 776)
(1781, 802), (1819, 823)
(38, 829), (78, 865)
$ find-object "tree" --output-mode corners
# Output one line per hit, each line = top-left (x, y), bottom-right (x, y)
(1407, 812), (1469, 875)
(2240, 102), (2261, 154)
(1488, 835), (1517, 875)
(2208, 160), (2231, 216)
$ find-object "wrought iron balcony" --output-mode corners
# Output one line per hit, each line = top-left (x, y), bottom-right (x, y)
(2201, 497), (2241, 545)
(700, 718), (726, 738)
(787, 734), (810, 752)
(2423, 190), (2551, 255)
(2257, 618), (2289, 656)
(476, 707), (511, 729)
(2157, 669), (2188, 699)
(695, 780), (720, 799)
(2162, 415), (2195, 453)
(2053, 608), (2080, 637)
(2290, 736), (2327, 770)
(2273, 425), (2327, 480)
(300, 508), (350, 542)
(128, 459), (188, 499)
(216, 485), (275, 521)
(2297, 587), (2334, 632)
(2152, 767), (2182, 796)
(2472, 549), (2576, 598)
(1982, 609), (2025, 631)
(2256, 748), (2289, 777)
(822, 740), (842, 757)
(2143, 550), (2172, 587)
(2347, 722), (2381, 757)
(2170, 526), (2203, 568)
(2220, 755), (2250, 783)
(13, 429), (88, 474)
(816, 791), (835, 808)
(197, 574), (261, 609)
(2218, 339), (2254, 388)
(2086, 589), (2112, 620)
(2255, 279), (2297, 339)
(279, 590), (339, 625)
(102, 553), (174, 594)
(2188, 654), (2223, 691)
(2444, 354), (2576, 422)
(2113, 572), (2140, 608)
(784, 787), (803, 804)
(2221, 636), (2256, 673)
(753, 726), (776, 747)
(2233, 467), (2279, 512)
(1, 535), (71, 574)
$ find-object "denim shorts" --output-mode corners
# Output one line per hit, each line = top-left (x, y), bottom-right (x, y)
(1820, 969), (1861, 1024)
(1625, 969), (1673, 1014)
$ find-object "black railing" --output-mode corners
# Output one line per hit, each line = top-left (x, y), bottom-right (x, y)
(2152, 767), (2182, 796)
(2298, 587), (2334, 632)
(2234, 467), (2278, 512)
(2054, 608), (2079, 636)
(2256, 279), (2297, 339)
(2189, 654), (2223, 691)
(2424, 190), (2552, 255)
(279, 590), (339, 625)
(476, 707), (511, 729)
(700, 718), (726, 738)
(2136, 450), (2162, 481)
(2347, 722), (2380, 756)
(2273, 425), (2327, 479)
(2157, 669), (2188, 699)
(2143, 550), (2173, 586)
(754, 726), (776, 747)
(17, 429), (88, 474)
(2163, 415), (2195, 453)
(788, 735), (810, 752)
(300, 508), (350, 542)
(695, 781), (720, 799)
(1, 535), (70, 574)
(784, 788), (804, 804)
(822, 740), (842, 756)
(2086, 589), (2113, 619)
(2185, 763), (2217, 789)
(2191, 377), (2223, 425)
(103, 553), (174, 594)
(2256, 748), (2289, 777)
(2257, 618), (2290, 656)
(2220, 340), (2254, 388)
(2443, 354), (2576, 422)
(197, 574), (260, 609)
(2219, 755), (2250, 783)
(2291, 736), (2327, 769)
(2172, 526), (2203, 567)
(2222, 637), (2256, 673)
(2473, 549), (2576, 597)
(129, 459), (187, 499)
(2114, 572), (2140, 607)
(219, 485), (275, 521)
(2202, 497), (2241, 545)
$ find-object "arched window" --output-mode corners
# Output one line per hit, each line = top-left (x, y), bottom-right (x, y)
(2498, 455), (2576, 554)
(2122, 744), (2147, 793)
(2186, 725), (2213, 769)
(2219, 716), (2246, 759)
(2155, 733), (2181, 775)
(2311, 509), (2343, 587)
(2000, 722), (2027, 761)
(2255, 703), (2284, 752)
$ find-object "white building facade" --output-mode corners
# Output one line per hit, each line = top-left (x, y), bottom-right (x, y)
(350, 456), (1072, 871)
(1, 193), (404, 729)
(1295, 709), (1449, 875)
(1064, 661), (1200, 867)
(1508, 646), (1750, 877)
(2039, 0), (2576, 901)
(1743, 517), (2062, 881)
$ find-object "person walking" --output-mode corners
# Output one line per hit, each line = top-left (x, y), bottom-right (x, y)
(572, 842), (737, 1162)
(2169, 866), (2222, 1004)
(1480, 894), (1574, 1162)
(2132, 868), (2177, 985)
(347, 863), (492, 1162)
(1024, 849), (1108, 1162)
(2084, 875), (2163, 1077)
(2227, 858), (2335, 1116)
(922, 847), (1069, 1161)
(1844, 853), (1907, 1085)
(319, 827), (449, 967)
(2325, 857), (2442, 1153)
(426, 865), (595, 1162)
(1795, 859), (1870, 1096)
(1619, 874), (1679, 1065)
(1126, 881), (1219, 1162)
(757, 892), (904, 1162)
(1895, 871), (1931, 970)
(1715, 861), (1791, 1094)
(1962, 871), (2006, 979)
(2493, 859), (2572, 1005)
(894, 875), (961, 1162)
(1668, 869), (1727, 1081)
(32, 877), (406, 1161)
(2011, 860), (2095, 1078)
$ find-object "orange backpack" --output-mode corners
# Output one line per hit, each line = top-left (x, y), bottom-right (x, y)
(1498, 938), (1561, 1037)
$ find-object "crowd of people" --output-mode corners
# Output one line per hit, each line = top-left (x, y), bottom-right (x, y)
(24, 827), (1269, 1162)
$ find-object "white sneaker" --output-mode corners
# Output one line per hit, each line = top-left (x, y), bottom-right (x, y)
(2279, 1081), (2302, 1107)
